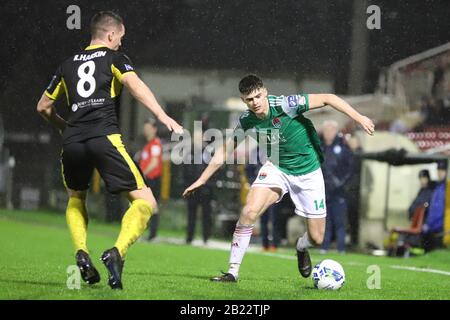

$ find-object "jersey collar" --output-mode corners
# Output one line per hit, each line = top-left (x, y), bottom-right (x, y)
(85, 44), (107, 50)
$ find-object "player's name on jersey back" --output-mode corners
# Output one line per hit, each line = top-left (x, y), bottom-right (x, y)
(74, 51), (107, 62)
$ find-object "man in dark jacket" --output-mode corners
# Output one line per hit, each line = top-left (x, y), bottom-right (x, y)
(183, 129), (214, 245)
(320, 121), (354, 253)
(422, 161), (447, 252)
(408, 169), (435, 220)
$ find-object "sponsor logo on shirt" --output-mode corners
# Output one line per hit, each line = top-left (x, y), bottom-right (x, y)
(71, 98), (106, 112)
(124, 64), (134, 71)
(258, 172), (267, 180)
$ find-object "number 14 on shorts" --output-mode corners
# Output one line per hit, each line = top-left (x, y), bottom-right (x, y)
(314, 199), (325, 211)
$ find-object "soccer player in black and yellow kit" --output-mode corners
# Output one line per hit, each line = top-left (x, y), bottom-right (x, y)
(36, 11), (183, 289)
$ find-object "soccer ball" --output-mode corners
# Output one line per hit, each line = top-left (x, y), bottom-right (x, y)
(312, 259), (345, 290)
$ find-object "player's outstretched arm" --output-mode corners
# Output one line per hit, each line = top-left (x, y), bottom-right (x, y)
(308, 94), (375, 136)
(182, 138), (235, 198)
(36, 93), (67, 134)
(121, 73), (183, 134)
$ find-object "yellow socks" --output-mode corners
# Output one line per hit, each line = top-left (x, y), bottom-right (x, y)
(66, 197), (152, 259)
(114, 199), (153, 258)
(66, 197), (89, 254)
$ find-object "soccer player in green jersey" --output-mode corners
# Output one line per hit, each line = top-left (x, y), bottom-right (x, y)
(183, 75), (374, 282)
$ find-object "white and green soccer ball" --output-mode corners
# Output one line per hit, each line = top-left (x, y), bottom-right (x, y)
(312, 259), (345, 290)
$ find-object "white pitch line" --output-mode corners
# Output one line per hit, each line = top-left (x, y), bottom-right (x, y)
(144, 237), (450, 276)
(260, 254), (450, 276)
(260, 254), (450, 277)
(390, 265), (450, 276)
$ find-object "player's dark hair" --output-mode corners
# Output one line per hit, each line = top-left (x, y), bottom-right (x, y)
(90, 11), (124, 39)
(239, 75), (264, 95)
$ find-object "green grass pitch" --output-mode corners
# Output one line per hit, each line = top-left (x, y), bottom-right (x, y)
(0, 209), (449, 300)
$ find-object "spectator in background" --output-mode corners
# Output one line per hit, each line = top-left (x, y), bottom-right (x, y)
(183, 126), (214, 245)
(320, 120), (354, 254)
(422, 161), (447, 252)
(345, 134), (363, 247)
(418, 96), (433, 127)
(245, 147), (280, 252)
(408, 169), (435, 220)
(431, 58), (447, 103)
(139, 118), (163, 241)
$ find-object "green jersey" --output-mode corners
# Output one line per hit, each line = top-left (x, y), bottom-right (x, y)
(237, 94), (323, 176)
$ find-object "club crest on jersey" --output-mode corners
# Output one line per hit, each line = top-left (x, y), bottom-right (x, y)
(258, 172), (267, 180)
(272, 117), (282, 128)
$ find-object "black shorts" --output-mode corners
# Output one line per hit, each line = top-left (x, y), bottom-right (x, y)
(61, 134), (147, 193)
